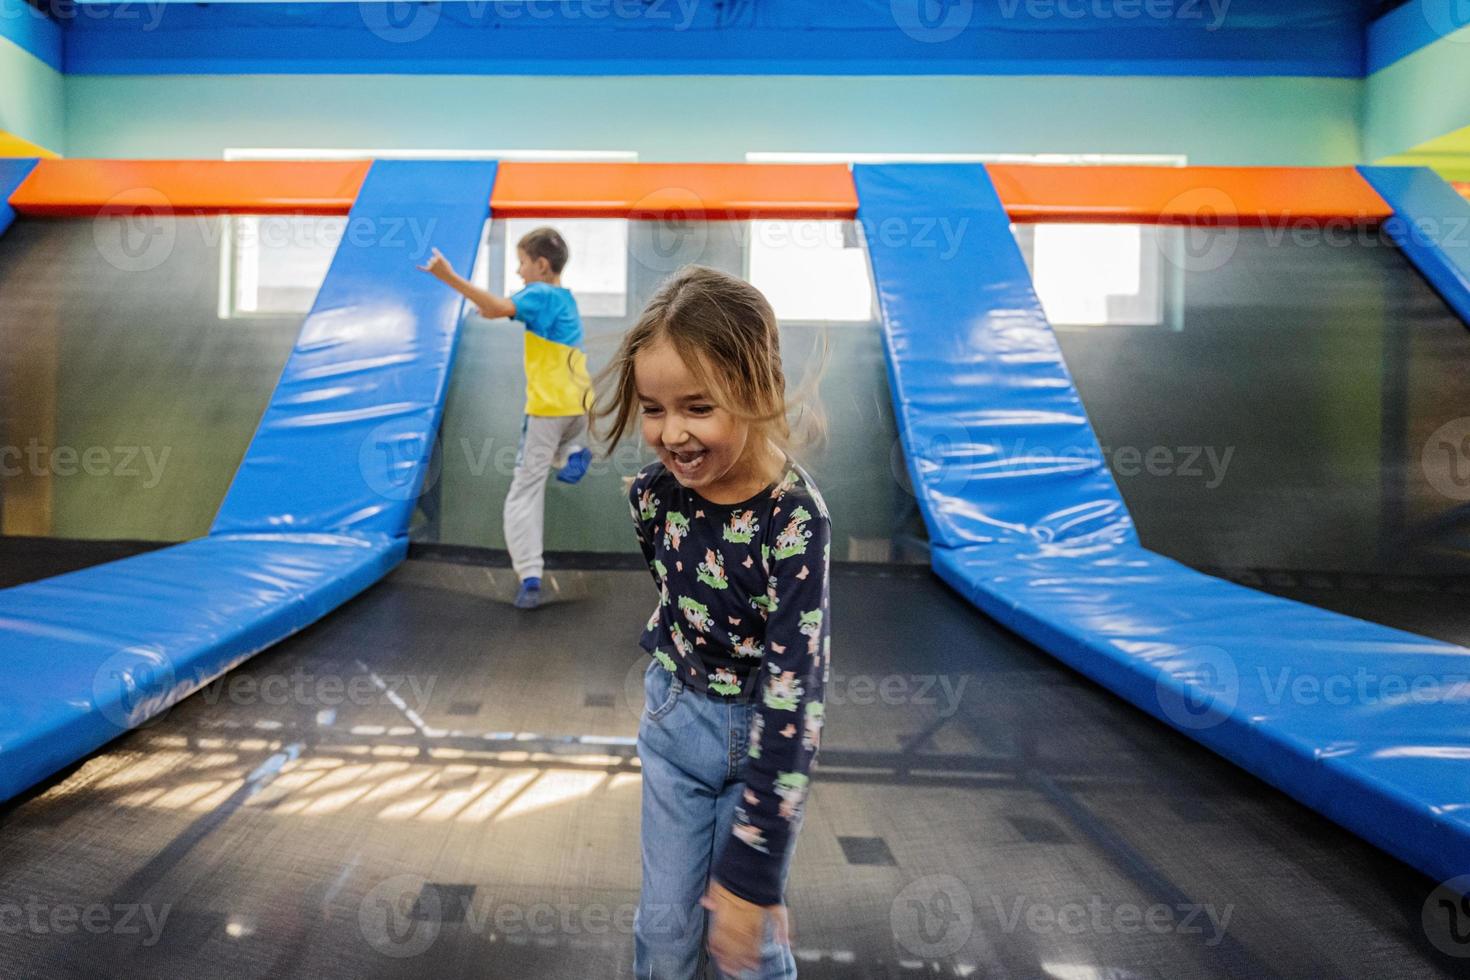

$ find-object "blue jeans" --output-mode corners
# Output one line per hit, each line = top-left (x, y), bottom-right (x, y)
(634, 659), (801, 979)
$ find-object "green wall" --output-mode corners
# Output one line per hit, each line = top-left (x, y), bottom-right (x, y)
(0, 217), (299, 542)
(0, 36), (63, 153)
(64, 74), (1363, 165)
(1364, 24), (1470, 164)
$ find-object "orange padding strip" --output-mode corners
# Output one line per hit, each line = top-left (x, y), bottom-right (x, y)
(990, 165), (1393, 225)
(8, 159), (1396, 226)
(1455, 182), (1470, 202)
(9, 160), (371, 216)
(9, 159), (856, 220)
(491, 162), (858, 219)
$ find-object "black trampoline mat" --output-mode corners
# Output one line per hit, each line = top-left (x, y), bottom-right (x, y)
(0, 536), (165, 589)
(0, 543), (1458, 979)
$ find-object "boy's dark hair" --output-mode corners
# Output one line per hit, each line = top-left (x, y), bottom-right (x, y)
(518, 227), (569, 275)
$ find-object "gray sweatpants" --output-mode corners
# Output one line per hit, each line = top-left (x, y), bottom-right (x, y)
(504, 413), (587, 581)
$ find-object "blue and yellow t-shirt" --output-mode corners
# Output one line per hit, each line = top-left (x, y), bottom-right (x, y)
(511, 282), (591, 417)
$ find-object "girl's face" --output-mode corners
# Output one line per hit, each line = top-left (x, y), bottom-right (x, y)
(634, 338), (757, 499)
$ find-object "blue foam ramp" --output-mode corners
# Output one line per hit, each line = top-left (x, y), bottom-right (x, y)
(213, 159), (497, 537)
(857, 164), (1135, 553)
(1359, 166), (1470, 330)
(855, 162), (1470, 886)
(0, 160), (496, 803)
(0, 158), (39, 238)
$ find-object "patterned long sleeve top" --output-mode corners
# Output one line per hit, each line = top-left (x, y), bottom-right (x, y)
(628, 458), (831, 907)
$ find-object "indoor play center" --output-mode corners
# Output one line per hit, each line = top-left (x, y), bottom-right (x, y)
(2, 1), (1470, 977)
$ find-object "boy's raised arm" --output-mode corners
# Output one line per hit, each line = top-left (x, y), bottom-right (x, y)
(417, 247), (517, 319)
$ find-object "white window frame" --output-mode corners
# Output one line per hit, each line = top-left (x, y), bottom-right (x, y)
(742, 218), (877, 325)
(218, 148), (637, 320)
(223, 148), (637, 162)
(482, 217), (632, 321)
(745, 152), (1186, 166)
(746, 151), (1188, 330)
(1012, 222), (1179, 330)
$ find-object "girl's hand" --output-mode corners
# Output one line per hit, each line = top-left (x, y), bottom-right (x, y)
(700, 880), (789, 977)
(417, 246), (455, 281)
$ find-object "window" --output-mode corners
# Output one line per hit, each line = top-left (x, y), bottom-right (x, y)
(223, 148), (636, 163)
(746, 220), (875, 323)
(221, 215), (345, 318)
(218, 148), (636, 319)
(743, 152), (1186, 327)
(491, 218), (629, 319)
(1013, 223), (1174, 329)
(746, 152), (1185, 166)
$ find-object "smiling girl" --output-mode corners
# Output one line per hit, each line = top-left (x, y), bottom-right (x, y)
(592, 265), (830, 979)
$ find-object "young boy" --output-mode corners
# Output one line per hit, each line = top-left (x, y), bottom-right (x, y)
(419, 227), (592, 609)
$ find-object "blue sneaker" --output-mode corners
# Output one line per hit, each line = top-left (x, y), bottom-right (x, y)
(556, 447), (592, 485)
(514, 577), (542, 609)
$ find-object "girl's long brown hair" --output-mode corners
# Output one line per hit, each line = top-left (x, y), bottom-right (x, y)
(589, 264), (825, 459)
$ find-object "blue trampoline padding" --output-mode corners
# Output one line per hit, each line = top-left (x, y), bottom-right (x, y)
(0, 533), (403, 802)
(1358, 166), (1470, 329)
(0, 158), (39, 238)
(211, 158), (497, 538)
(934, 544), (1470, 885)
(856, 162), (1470, 886)
(853, 163), (1135, 552)
(0, 159), (499, 803)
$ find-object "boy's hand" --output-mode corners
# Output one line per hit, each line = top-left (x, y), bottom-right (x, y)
(417, 246), (455, 281)
(701, 880), (789, 977)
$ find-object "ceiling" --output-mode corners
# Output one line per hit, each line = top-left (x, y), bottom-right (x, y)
(34, 0), (1418, 77)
